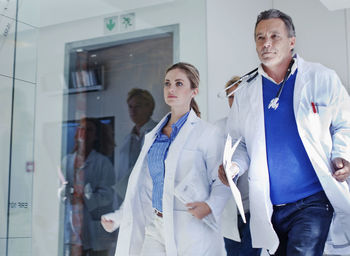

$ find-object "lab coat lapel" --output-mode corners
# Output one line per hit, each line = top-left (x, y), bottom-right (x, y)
(248, 76), (269, 180)
(294, 56), (310, 118)
(83, 150), (94, 183)
(125, 115), (167, 199)
(67, 153), (75, 183)
(166, 110), (198, 164)
(140, 113), (171, 156)
(163, 109), (197, 256)
(247, 75), (275, 236)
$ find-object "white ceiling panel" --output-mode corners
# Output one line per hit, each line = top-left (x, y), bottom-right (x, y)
(320, 0), (350, 11)
(39, 0), (174, 27)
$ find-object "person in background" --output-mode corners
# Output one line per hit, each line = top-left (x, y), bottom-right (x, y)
(102, 62), (230, 256)
(115, 88), (157, 204)
(219, 9), (350, 256)
(59, 117), (117, 256)
(216, 76), (261, 256)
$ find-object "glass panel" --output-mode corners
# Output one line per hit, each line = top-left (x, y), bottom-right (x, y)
(0, 75), (14, 244)
(7, 238), (31, 256)
(17, 0), (40, 27)
(8, 1), (208, 255)
(0, 0), (17, 20)
(7, 81), (35, 256)
(0, 239), (6, 256)
(15, 22), (37, 83)
(57, 32), (173, 255)
(0, 14), (15, 78)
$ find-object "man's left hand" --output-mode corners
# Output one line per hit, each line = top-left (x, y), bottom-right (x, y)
(332, 157), (350, 182)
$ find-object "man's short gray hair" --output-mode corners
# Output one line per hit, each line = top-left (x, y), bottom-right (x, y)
(255, 9), (296, 38)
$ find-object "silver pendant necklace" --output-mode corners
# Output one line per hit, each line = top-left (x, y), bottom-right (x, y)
(268, 58), (295, 110)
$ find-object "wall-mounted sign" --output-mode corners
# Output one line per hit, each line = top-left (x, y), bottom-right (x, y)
(120, 13), (135, 32)
(103, 13), (135, 35)
(104, 16), (118, 34)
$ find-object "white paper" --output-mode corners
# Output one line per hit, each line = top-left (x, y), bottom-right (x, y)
(223, 135), (246, 223)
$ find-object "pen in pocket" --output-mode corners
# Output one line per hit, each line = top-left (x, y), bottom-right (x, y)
(311, 102), (318, 113)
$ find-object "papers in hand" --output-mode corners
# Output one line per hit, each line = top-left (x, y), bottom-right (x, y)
(223, 135), (246, 223)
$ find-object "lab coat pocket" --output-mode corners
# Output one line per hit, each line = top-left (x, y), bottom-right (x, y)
(175, 149), (205, 182)
(308, 105), (333, 145)
(317, 105), (332, 128)
(174, 166), (209, 204)
(174, 167), (217, 232)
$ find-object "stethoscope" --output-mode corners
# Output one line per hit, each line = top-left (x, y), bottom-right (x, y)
(217, 68), (258, 99)
(217, 58), (295, 110)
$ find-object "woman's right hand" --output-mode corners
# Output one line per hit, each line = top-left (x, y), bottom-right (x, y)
(101, 217), (115, 232)
(218, 163), (239, 186)
(218, 164), (229, 186)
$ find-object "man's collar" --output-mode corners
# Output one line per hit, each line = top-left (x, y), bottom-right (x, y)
(258, 55), (298, 84)
(132, 119), (156, 136)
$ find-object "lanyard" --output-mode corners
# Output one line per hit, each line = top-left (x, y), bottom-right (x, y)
(268, 58), (295, 110)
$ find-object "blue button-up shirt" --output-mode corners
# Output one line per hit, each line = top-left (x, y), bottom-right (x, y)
(147, 111), (190, 212)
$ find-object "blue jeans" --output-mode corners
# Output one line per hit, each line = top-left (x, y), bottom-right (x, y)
(271, 191), (334, 256)
(224, 213), (261, 256)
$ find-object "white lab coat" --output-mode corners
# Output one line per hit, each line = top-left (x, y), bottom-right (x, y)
(115, 119), (157, 201)
(62, 150), (117, 251)
(215, 117), (250, 242)
(106, 109), (230, 256)
(227, 55), (350, 255)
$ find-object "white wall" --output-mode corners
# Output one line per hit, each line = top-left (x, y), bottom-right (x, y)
(33, 1), (207, 255)
(206, 0), (272, 122)
(207, 0), (350, 122)
(32, 0), (350, 254)
(274, 0), (349, 87)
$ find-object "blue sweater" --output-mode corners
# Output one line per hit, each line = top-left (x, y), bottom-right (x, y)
(262, 71), (323, 205)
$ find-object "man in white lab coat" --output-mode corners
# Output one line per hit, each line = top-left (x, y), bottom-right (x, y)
(115, 88), (157, 204)
(216, 77), (261, 256)
(219, 9), (350, 256)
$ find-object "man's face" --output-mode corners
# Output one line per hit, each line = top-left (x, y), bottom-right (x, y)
(127, 96), (151, 126)
(255, 18), (295, 69)
(226, 84), (238, 108)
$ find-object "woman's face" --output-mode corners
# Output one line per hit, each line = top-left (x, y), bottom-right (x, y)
(76, 119), (96, 146)
(163, 68), (198, 110)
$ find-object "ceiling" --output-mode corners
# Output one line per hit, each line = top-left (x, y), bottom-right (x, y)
(27, 0), (350, 28)
(38, 0), (174, 27)
(319, 0), (350, 10)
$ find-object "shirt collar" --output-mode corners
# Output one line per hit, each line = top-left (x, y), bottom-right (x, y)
(258, 55), (298, 84)
(131, 119), (155, 137)
(156, 111), (190, 137)
(139, 119), (156, 135)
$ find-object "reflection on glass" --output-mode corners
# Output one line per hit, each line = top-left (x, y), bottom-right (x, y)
(59, 118), (117, 256)
(115, 88), (157, 203)
(69, 51), (103, 90)
(58, 24), (172, 256)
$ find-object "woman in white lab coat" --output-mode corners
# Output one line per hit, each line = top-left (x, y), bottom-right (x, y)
(101, 62), (229, 256)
